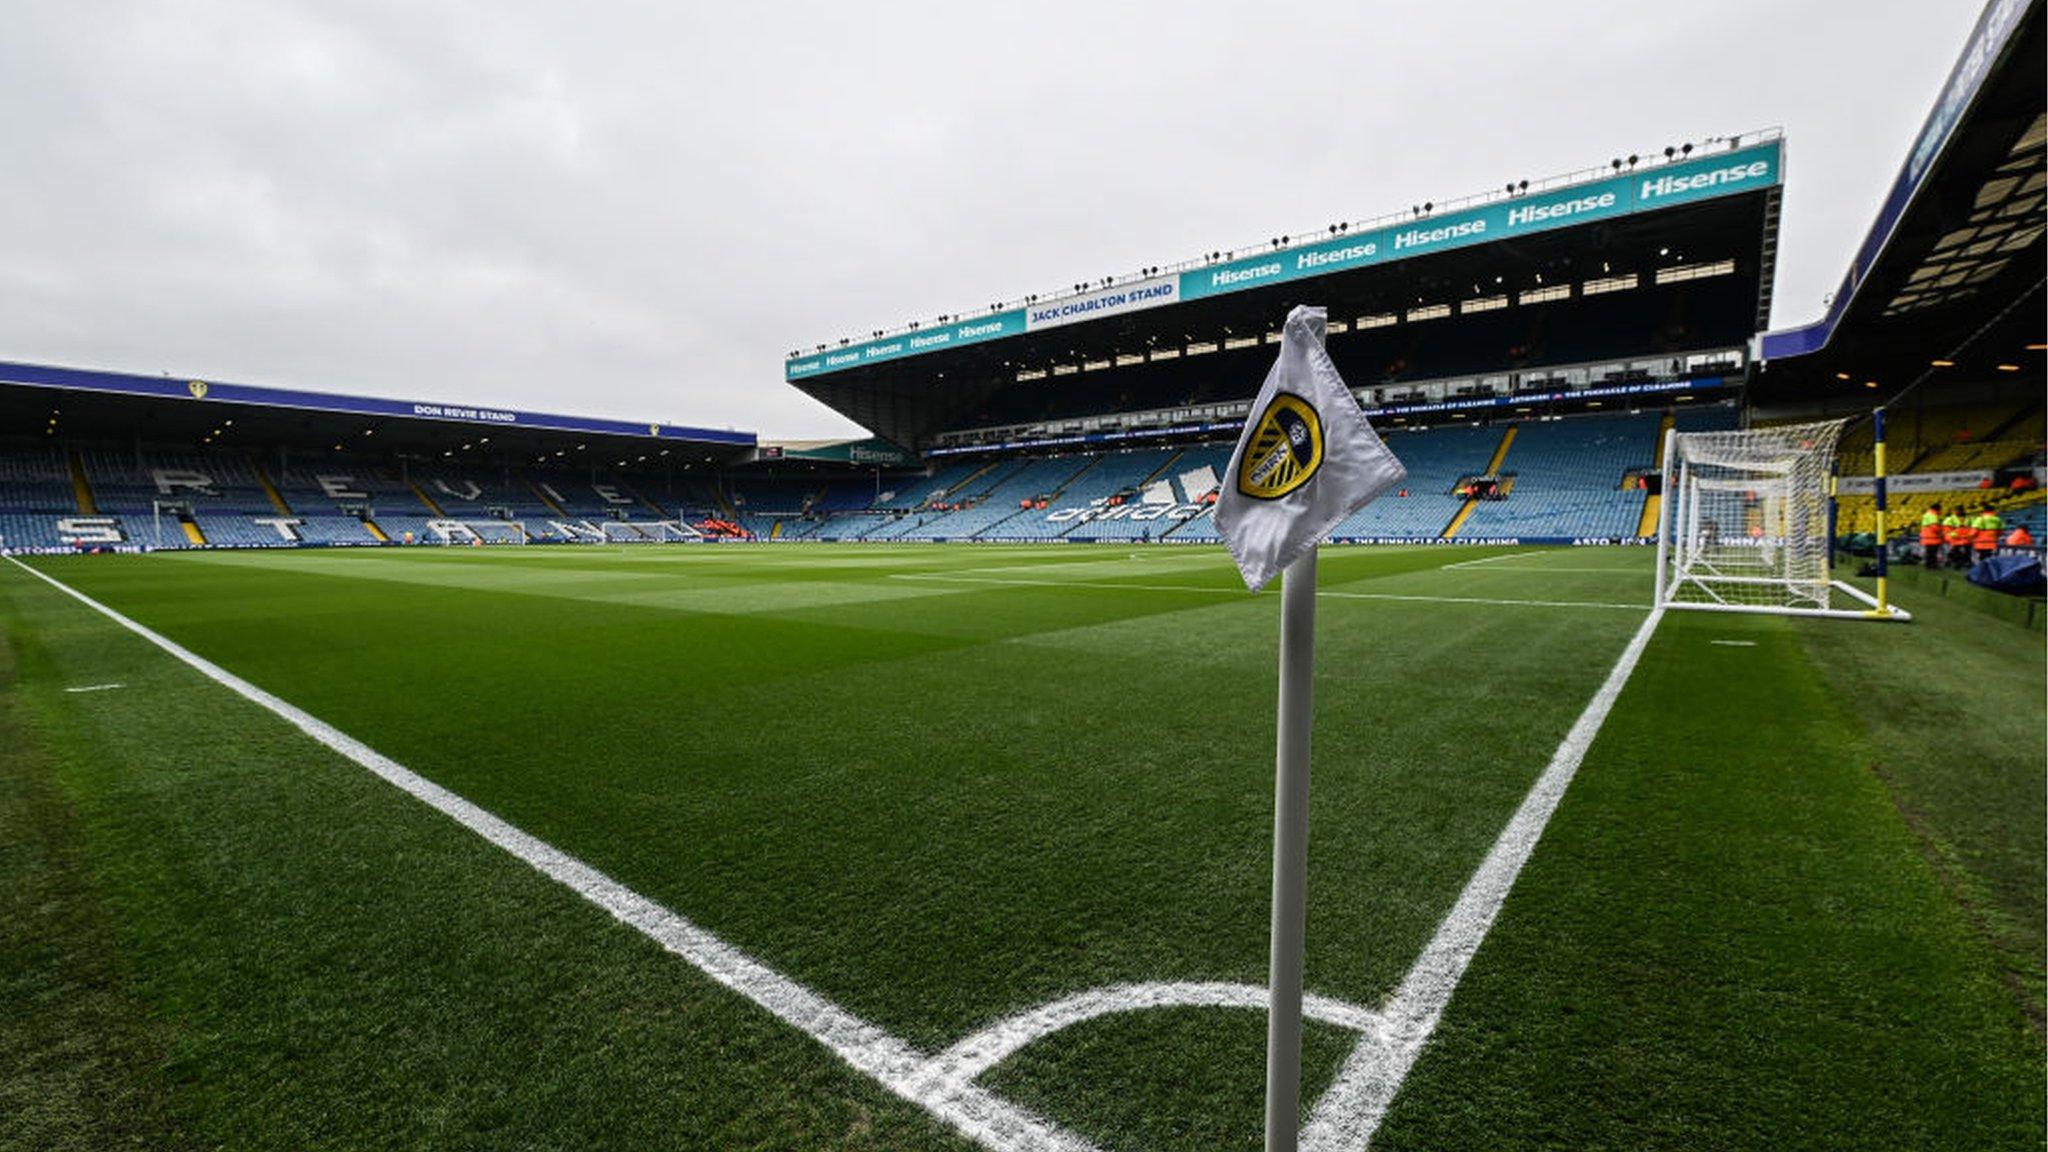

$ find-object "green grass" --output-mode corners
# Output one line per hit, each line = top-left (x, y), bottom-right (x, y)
(1807, 566), (2048, 1024)
(0, 543), (2038, 1150)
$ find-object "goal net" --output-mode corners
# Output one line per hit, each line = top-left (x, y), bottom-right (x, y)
(427, 518), (526, 545)
(600, 520), (701, 543)
(1655, 418), (1907, 620)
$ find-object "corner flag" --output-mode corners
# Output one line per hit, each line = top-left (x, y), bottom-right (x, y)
(1214, 305), (1403, 1152)
(1215, 305), (1406, 592)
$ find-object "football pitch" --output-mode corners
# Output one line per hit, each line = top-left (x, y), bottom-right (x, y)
(2, 543), (2041, 1150)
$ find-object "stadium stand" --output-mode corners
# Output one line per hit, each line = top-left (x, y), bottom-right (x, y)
(1035, 447), (1186, 542)
(0, 400), (2029, 553)
(0, 448), (87, 550)
(1322, 424), (1502, 539)
(1455, 414), (1659, 540)
(75, 450), (278, 547)
(888, 456), (1099, 540)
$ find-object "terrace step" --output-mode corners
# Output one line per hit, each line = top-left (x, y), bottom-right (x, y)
(406, 477), (448, 517)
(1443, 425), (1517, 539)
(67, 448), (97, 514)
(251, 460), (294, 516)
(1637, 413), (1676, 538)
(529, 479), (571, 518)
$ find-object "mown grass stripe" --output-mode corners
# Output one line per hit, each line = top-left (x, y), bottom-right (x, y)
(2, 556), (1095, 1152)
(1304, 607), (1664, 1150)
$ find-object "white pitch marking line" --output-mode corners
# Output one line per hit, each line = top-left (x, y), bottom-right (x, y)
(1301, 606), (1665, 1151)
(1319, 589), (1644, 611)
(918, 981), (1382, 1097)
(1438, 550), (1552, 571)
(1710, 639), (1757, 647)
(1446, 566), (1643, 575)
(890, 572), (1645, 612)
(64, 682), (126, 693)
(10, 553), (1664, 1151)
(1, 557), (1095, 1152)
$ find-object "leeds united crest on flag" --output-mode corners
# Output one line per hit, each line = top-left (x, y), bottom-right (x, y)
(1215, 305), (1405, 592)
(1238, 393), (1324, 500)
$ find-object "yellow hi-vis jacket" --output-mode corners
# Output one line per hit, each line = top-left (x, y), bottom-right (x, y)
(1974, 511), (2004, 550)
(1919, 509), (1944, 546)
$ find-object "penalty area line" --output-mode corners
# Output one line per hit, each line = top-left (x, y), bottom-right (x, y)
(1437, 550), (1552, 570)
(891, 571), (1644, 611)
(1, 556), (1097, 1152)
(1301, 605), (1666, 1150)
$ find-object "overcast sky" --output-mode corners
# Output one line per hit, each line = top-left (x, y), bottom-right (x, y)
(0, 1), (1990, 440)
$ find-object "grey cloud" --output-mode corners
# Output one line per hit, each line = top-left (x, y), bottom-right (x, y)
(0, 1), (1983, 438)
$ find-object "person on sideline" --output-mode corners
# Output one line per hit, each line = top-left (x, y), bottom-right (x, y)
(1972, 507), (2005, 564)
(1919, 503), (1944, 565)
(1943, 508), (1973, 569)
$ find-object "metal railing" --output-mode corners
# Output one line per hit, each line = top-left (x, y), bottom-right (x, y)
(790, 128), (1783, 360)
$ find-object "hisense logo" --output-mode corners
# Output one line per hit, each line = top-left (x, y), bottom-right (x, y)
(1211, 262), (1283, 287)
(1639, 159), (1771, 201)
(1507, 190), (1616, 228)
(1393, 219), (1485, 250)
(1296, 242), (1376, 270)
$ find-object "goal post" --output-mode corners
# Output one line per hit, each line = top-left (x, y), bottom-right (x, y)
(599, 520), (701, 543)
(1655, 417), (1909, 621)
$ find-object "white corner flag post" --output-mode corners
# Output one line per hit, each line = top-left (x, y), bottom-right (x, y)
(1265, 538), (1317, 1150)
(1215, 305), (1406, 1152)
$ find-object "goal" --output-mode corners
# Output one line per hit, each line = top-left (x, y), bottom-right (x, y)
(600, 520), (701, 543)
(1654, 418), (1908, 621)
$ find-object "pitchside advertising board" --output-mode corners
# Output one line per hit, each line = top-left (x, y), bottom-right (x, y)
(0, 361), (756, 446)
(787, 139), (1784, 382)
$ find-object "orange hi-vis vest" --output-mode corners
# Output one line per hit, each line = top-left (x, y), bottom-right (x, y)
(2006, 525), (2035, 548)
(1943, 515), (1971, 546)
(1974, 512), (2003, 550)
(1919, 510), (1944, 546)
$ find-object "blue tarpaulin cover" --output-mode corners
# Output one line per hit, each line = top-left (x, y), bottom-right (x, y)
(1967, 553), (2046, 596)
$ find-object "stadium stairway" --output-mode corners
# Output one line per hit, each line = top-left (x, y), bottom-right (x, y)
(1060, 447), (1194, 540)
(67, 448), (96, 513)
(939, 457), (1090, 539)
(529, 480), (572, 518)
(1442, 424), (1518, 538)
(980, 454), (1111, 540)
(407, 478), (449, 517)
(251, 461), (294, 516)
(866, 459), (1023, 540)
(834, 462), (985, 540)
(1054, 448), (1196, 542)
(1459, 413), (1659, 540)
(1322, 423), (1501, 540)
(1637, 413), (1675, 537)
(889, 457), (1086, 540)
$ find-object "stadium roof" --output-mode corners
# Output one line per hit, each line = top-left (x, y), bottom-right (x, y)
(1755, 0), (2044, 400)
(0, 359), (758, 469)
(791, 136), (1784, 450)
